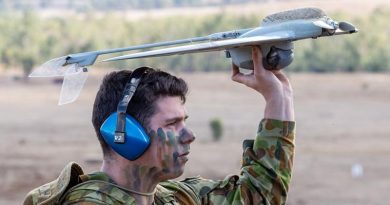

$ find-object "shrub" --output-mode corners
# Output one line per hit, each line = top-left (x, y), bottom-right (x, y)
(209, 118), (223, 141)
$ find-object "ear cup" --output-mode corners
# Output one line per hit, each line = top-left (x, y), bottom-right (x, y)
(100, 113), (150, 160)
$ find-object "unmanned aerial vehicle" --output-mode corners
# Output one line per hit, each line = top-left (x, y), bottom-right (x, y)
(29, 7), (358, 105)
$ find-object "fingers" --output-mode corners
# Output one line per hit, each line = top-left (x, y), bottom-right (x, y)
(252, 46), (265, 76)
(231, 62), (246, 84)
(231, 62), (240, 77)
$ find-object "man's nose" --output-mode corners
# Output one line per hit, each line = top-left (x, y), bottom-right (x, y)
(179, 128), (196, 144)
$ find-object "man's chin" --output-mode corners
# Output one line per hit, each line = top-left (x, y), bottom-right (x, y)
(163, 167), (185, 180)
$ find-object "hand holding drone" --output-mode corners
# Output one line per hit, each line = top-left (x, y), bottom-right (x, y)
(29, 7), (357, 105)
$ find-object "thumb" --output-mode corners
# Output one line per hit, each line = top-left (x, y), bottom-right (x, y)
(231, 63), (244, 83)
(231, 63), (253, 86)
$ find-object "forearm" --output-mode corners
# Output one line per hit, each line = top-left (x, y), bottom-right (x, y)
(264, 90), (294, 121)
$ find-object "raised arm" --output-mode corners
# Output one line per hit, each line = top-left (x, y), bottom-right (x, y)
(231, 46), (294, 121)
(163, 46), (295, 205)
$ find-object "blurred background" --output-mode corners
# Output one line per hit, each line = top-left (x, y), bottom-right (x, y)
(0, 0), (390, 204)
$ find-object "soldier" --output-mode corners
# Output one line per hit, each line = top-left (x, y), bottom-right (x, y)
(24, 46), (295, 205)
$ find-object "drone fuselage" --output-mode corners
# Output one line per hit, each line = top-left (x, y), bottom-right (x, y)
(227, 19), (334, 70)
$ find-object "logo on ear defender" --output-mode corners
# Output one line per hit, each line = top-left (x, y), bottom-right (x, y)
(114, 133), (125, 143)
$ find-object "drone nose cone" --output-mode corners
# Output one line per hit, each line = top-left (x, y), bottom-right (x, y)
(339, 22), (358, 33)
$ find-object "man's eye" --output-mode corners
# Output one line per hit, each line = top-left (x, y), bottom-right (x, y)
(166, 121), (176, 126)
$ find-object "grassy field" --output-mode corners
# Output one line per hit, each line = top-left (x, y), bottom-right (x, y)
(1, 72), (390, 204)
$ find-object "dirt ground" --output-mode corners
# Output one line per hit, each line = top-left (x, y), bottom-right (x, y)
(1, 72), (390, 204)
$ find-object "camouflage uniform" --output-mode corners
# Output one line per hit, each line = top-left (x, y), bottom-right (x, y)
(24, 119), (295, 205)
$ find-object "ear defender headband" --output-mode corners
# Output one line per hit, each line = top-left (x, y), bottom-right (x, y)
(100, 67), (152, 160)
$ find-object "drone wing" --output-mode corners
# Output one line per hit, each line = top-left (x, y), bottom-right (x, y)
(103, 34), (292, 62)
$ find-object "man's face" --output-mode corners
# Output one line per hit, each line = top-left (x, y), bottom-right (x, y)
(143, 96), (195, 180)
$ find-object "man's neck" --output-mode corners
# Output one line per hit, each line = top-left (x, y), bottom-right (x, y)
(101, 158), (161, 205)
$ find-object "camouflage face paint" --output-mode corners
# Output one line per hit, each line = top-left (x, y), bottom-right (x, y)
(178, 128), (192, 153)
(157, 128), (166, 142)
(172, 152), (179, 163)
(151, 127), (188, 176)
(122, 164), (160, 193)
(92, 127), (193, 203)
(178, 128), (193, 143)
(167, 131), (176, 146)
(139, 165), (148, 178)
(132, 166), (141, 189)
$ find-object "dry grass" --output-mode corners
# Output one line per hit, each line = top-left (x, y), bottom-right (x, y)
(1, 72), (390, 204)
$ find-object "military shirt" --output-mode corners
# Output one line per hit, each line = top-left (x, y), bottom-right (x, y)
(26, 119), (295, 205)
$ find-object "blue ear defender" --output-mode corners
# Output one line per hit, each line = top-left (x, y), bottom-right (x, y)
(100, 113), (150, 160)
(99, 67), (152, 160)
